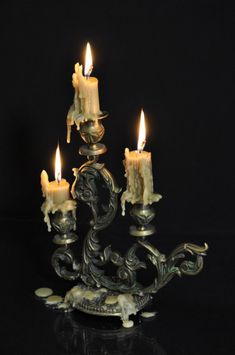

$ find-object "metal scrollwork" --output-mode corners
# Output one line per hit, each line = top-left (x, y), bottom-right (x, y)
(73, 157), (208, 295)
(74, 160), (124, 288)
(47, 115), (208, 318)
(138, 240), (208, 294)
(51, 246), (81, 281)
(50, 211), (80, 280)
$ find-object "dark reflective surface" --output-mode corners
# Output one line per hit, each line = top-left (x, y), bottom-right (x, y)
(53, 312), (166, 355)
(0, 219), (234, 354)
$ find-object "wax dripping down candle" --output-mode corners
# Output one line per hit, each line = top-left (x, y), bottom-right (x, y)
(67, 42), (101, 143)
(40, 145), (76, 231)
(41, 145), (70, 205)
(121, 110), (162, 216)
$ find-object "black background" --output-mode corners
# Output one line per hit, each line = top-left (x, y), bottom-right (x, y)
(0, 1), (234, 354)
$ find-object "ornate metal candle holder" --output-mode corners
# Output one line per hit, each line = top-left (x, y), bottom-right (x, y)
(44, 111), (208, 327)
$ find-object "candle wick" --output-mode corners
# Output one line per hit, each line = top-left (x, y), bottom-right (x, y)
(138, 140), (146, 153)
(57, 172), (61, 183)
(85, 65), (93, 80)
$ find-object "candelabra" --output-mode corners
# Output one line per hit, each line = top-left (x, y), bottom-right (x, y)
(44, 110), (208, 328)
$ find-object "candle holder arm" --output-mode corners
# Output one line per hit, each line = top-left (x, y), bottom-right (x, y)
(74, 161), (151, 292)
(52, 245), (81, 281)
(74, 160), (208, 295)
(50, 210), (81, 281)
(138, 239), (208, 294)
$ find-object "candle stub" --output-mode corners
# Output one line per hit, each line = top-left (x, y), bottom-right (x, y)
(41, 173), (70, 205)
(40, 170), (76, 232)
(121, 148), (162, 215)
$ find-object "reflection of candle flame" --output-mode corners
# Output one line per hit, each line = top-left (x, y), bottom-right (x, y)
(84, 42), (93, 78)
(55, 144), (62, 182)
(137, 109), (146, 152)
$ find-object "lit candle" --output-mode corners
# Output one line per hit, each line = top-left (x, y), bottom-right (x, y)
(41, 145), (70, 204)
(41, 145), (76, 231)
(67, 42), (101, 143)
(121, 110), (162, 216)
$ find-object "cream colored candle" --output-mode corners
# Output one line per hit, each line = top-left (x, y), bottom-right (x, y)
(67, 43), (101, 143)
(73, 64), (100, 117)
(41, 172), (70, 205)
(121, 110), (162, 215)
(41, 145), (70, 204)
(41, 145), (76, 231)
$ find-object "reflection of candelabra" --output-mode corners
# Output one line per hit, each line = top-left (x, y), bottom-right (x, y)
(45, 109), (208, 327)
(53, 312), (167, 355)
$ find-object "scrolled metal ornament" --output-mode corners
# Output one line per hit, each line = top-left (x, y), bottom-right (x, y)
(50, 211), (81, 280)
(52, 246), (81, 281)
(74, 160), (123, 288)
(138, 239), (208, 294)
(42, 107), (208, 324)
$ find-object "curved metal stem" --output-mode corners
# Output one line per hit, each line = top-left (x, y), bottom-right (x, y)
(50, 210), (81, 281)
(52, 245), (81, 281)
(139, 240), (208, 294)
(48, 116), (208, 303)
(73, 155), (209, 295)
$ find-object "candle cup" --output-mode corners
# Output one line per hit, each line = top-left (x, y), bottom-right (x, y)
(79, 112), (108, 156)
(51, 210), (78, 245)
(129, 204), (156, 237)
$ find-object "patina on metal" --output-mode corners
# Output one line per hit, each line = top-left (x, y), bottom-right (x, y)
(51, 211), (80, 281)
(45, 111), (208, 323)
(51, 211), (78, 245)
(79, 111), (108, 156)
(129, 204), (156, 237)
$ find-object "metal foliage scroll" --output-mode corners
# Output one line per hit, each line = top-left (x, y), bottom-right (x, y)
(50, 114), (208, 298)
(51, 158), (208, 296)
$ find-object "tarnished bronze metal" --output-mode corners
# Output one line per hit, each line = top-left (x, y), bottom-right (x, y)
(79, 115), (108, 156)
(64, 283), (151, 318)
(51, 211), (78, 245)
(50, 211), (80, 281)
(79, 143), (107, 156)
(79, 119), (105, 144)
(43, 106), (208, 323)
(129, 204), (156, 237)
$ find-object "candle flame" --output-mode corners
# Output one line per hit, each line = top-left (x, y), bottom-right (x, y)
(137, 109), (146, 152)
(84, 42), (93, 77)
(55, 144), (62, 182)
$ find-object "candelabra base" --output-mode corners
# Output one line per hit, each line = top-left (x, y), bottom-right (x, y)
(64, 283), (152, 325)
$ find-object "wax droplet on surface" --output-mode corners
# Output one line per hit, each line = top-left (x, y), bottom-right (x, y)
(34, 288), (53, 298)
(105, 295), (118, 305)
(140, 311), (157, 318)
(46, 295), (63, 305)
(57, 303), (72, 311)
(122, 320), (134, 328)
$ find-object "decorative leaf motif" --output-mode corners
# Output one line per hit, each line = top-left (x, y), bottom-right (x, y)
(140, 242), (208, 294)
(51, 246), (81, 281)
(72, 157), (208, 295)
